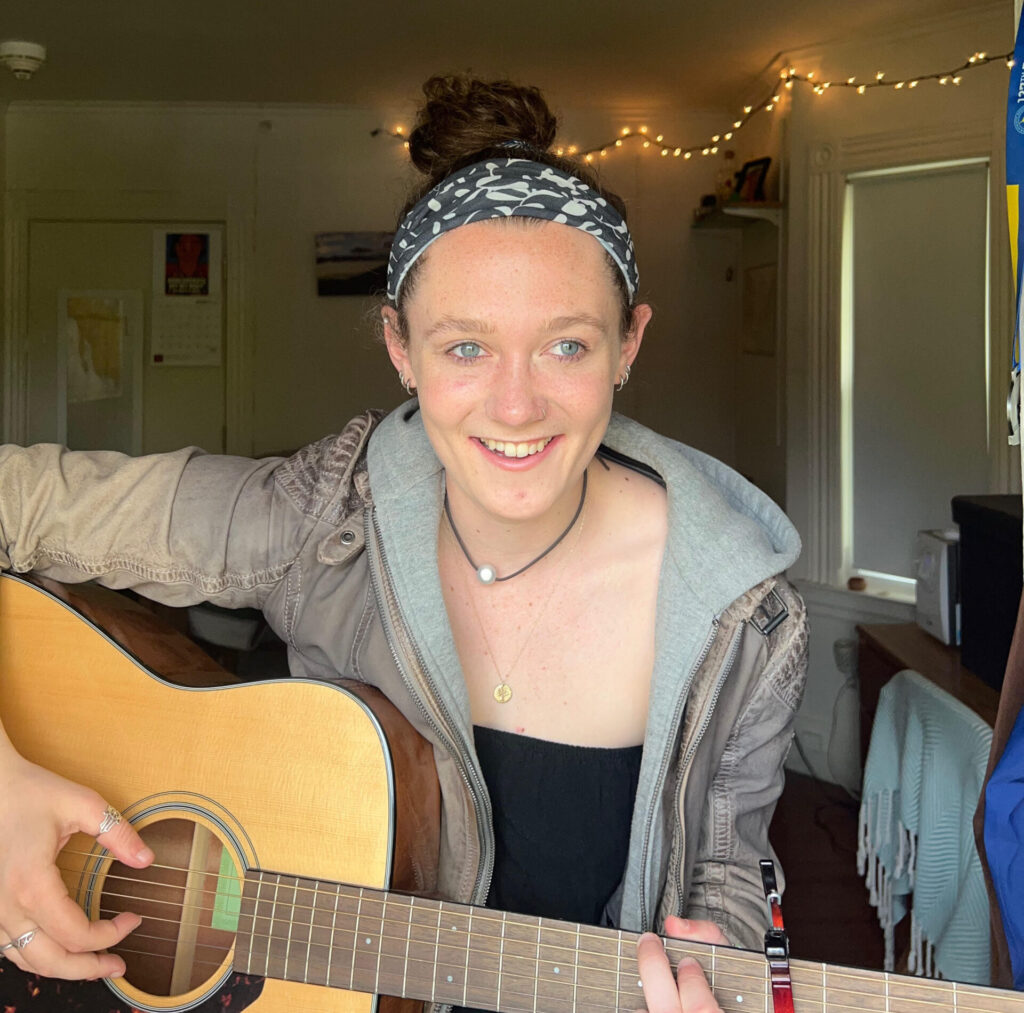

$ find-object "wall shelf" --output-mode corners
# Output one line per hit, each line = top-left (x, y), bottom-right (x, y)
(692, 202), (784, 229)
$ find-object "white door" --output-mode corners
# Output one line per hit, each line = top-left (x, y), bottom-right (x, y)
(26, 220), (226, 454)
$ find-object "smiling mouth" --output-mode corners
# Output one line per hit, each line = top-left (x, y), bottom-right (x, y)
(478, 436), (554, 459)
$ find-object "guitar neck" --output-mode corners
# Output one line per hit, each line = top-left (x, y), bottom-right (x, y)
(235, 870), (1019, 1013)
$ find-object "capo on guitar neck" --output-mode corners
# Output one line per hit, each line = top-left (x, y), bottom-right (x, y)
(760, 859), (795, 1013)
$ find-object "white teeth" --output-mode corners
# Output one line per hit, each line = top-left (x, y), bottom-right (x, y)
(482, 437), (552, 458)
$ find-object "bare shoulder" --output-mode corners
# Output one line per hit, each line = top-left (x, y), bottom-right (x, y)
(589, 456), (668, 556)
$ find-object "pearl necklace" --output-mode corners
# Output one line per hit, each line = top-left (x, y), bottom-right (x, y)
(443, 471), (588, 584)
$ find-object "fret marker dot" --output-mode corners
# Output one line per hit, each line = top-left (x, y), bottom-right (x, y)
(736, 997), (743, 1004)
(637, 980), (643, 988)
(553, 968), (560, 975)
(447, 976), (453, 983)
(365, 937), (372, 945)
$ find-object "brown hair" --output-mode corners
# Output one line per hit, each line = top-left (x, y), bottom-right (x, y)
(390, 75), (635, 339)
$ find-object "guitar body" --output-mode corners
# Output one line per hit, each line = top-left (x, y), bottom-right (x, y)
(0, 573), (439, 1013)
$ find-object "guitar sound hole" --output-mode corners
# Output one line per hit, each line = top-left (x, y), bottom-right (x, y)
(101, 817), (241, 998)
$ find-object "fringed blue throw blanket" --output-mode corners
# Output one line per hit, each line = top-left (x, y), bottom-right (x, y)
(858, 670), (992, 985)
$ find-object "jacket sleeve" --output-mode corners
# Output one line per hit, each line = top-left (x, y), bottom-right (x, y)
(0, 442), (318, 610)
(683, 585), (809, 949)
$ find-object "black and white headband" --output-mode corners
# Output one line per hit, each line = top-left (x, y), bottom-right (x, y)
(386, 157), (638, 302)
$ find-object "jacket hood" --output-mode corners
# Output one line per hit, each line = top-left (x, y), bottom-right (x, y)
(368, 404), (799, 622)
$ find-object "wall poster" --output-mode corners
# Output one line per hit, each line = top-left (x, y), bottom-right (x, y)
(151, 226), (224, 366)
(57, 290), (144, 454)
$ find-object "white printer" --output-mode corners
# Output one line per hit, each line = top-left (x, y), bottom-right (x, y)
(914, 528), (960, 646)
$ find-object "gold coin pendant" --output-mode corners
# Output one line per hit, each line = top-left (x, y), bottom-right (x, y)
(493, 683), (513, 704)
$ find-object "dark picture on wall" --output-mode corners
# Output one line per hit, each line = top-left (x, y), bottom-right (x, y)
(164, 232), (210, 296)
(315, 231), (393, 296)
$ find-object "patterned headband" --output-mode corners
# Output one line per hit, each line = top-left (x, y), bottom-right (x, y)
(386, 157), (638, 302)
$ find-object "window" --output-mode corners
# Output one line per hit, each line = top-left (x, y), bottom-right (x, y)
(840, 159), (991, 598)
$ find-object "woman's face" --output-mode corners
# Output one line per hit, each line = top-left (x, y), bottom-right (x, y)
(385, 220), (651, 527)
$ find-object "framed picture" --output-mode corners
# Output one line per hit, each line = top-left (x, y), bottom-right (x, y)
(315, 231), (393, 296)
(734, 157), (771, 203)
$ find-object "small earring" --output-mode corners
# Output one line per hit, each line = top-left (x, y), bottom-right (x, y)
(616, 363), (631, 391)
(399, 372), (416, 396)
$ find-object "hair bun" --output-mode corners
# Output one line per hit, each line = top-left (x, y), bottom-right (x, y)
(407, 76), (558, 182)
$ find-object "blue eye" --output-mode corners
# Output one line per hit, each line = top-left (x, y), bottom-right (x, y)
(553, 340), (583, 358)
(450, 342), (483, 359)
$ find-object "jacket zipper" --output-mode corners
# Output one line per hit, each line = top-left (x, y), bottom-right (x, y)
(364, 507), (495, 907)
(637, 617), (720, 930)
(672, 621), (746, 909)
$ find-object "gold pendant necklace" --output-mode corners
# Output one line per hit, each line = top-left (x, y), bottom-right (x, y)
(450, 480), (587, 704)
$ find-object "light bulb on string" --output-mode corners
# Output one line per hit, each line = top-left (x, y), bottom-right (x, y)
(375, 45), (1013, 174)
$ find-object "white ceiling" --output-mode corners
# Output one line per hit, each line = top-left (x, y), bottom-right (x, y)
(0, 0), (1011, 116)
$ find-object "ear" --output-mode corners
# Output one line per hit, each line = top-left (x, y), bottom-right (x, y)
(381, 307), (415, 385)
(619, 303), (652, 374)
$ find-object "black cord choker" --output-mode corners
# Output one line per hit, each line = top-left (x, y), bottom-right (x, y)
(443, 470), (588, 585)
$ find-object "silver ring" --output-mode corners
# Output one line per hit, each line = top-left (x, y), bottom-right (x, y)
(1, 929), (37, 951)
(98, 805), (123, 835)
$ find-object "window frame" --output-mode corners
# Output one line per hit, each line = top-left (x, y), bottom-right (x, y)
(787, 121), (1016, 598)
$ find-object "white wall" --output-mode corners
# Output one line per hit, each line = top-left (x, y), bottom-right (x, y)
(4, 102), (741, 461)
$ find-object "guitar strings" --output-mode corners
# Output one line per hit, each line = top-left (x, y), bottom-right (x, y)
(55, 854), (1005, 1012)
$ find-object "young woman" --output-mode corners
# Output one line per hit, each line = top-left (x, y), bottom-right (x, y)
(0, 77), (806, 1012)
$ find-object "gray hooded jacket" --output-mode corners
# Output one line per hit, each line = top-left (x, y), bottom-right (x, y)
(0, 403), (807, 949)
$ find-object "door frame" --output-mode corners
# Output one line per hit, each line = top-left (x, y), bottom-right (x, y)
(4, 189), (254, 453)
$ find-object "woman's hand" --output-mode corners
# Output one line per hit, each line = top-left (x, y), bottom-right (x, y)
(636, 915), (729, 1013)
(0, 747), (154, 980)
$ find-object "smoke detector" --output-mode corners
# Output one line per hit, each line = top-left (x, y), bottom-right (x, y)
(0, 40), (46, 80)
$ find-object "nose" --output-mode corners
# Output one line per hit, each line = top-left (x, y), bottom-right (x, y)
(486, 354), (547, 427)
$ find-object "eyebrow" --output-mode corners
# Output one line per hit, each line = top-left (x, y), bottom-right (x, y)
(424, 317), (497, 341)
(424, 313), (608, 340)
(546, 314), (609, 334)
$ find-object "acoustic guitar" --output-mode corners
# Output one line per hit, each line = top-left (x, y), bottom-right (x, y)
(0, 572), (1018, 1013)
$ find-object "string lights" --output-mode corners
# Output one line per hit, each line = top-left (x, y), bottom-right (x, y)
(373, 49), (1013, 168)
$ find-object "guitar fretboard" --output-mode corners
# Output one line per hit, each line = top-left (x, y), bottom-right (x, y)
(233, 871), (1019, 1013)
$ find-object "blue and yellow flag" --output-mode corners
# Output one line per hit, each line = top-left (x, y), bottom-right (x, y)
(1007, 14), (1024, 374)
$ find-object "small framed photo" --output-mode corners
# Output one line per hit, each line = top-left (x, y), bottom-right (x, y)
(315, 231), (393, 296)
(734, 157), (771, 203)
